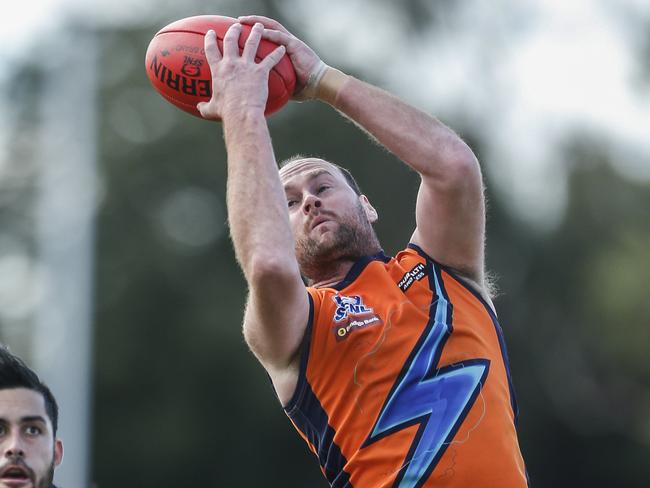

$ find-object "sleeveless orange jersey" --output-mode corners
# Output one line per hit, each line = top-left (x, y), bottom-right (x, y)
(284, 245), (528, 487)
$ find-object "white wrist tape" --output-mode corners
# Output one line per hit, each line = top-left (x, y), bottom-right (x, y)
(293, 60), (329, 101)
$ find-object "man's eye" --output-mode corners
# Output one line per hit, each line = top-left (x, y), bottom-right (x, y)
(0, 426), (6, 436)
(24, 425), (42, 436)
(287, 200), (297, 208)
(317, 185), (330, 194)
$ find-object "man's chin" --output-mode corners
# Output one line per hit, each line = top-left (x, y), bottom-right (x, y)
(0, 480), (34, 488)
(310, 225), (336, 242)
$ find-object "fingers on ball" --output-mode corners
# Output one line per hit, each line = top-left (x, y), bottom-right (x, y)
(222, 22), (242, 58)
(204, 30), (222, 64)
(243, 23), (264, 60)
(261, 45), (286, 69)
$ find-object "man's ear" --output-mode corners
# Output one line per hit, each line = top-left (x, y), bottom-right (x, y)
(54, 439), (64, 467)
(359, 195), (378, 223)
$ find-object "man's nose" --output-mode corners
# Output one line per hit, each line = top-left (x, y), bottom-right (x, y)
(302, 194), (322, 214)
(4, 434), (26, 458)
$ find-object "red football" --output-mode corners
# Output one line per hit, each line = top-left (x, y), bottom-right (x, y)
(145, 15), (296, 119)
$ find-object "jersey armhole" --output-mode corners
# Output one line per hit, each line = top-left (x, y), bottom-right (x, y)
(408, 242), (521, 424)
(283, 290), (315, 413)
(407, 242), (487, 300)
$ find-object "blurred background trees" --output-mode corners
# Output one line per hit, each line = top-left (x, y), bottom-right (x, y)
(0, 0), (648, 486)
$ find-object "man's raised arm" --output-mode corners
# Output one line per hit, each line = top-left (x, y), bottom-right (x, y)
(243, 15), (487, 293)
(198, 24), (309, 399)
(332, 78), (486, 290)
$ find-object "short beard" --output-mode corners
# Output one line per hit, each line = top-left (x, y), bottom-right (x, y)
(296, 203), (381, 283)
(38, 461), (55, 488)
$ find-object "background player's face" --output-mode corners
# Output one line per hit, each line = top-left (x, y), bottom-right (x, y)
(0, 388), (63, 488)
(281, 159), (380, 274)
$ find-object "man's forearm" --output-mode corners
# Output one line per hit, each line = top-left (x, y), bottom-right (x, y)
(223, 111), (296, 278)
(324, 73), (478, 180)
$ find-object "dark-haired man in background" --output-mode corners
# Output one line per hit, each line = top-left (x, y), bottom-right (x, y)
(0, 345), (63, 488)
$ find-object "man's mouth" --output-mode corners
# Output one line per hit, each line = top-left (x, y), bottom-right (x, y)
(310, 215), (333, 231)
(0, 464), (32, 487)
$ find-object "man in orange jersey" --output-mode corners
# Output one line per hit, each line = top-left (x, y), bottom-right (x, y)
(198, 16), (529, 487)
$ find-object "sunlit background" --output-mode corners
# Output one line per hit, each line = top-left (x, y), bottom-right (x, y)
(1, 0), (648, 486)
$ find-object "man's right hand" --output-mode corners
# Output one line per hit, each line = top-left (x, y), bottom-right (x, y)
(237, 15), (328, 101)
(197, 22), (286, 121)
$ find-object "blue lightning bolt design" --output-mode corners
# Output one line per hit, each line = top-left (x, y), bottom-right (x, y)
(363, 266), (490, 487)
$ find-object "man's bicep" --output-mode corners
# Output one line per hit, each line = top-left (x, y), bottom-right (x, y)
(242, 276), (311, 372)
(410, 173), (486, 282)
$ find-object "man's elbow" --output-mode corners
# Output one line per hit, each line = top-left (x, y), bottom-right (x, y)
(423, 146), (482, 190)
(447, 146), (479, 176)
(247, 254), (300, 288)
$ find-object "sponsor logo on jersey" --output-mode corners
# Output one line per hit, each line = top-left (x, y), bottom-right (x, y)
(331, 294), (382, 341)
(397, 263), (426, 292)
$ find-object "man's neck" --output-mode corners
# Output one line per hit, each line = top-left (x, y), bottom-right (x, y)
(307, 259), (356, 288)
